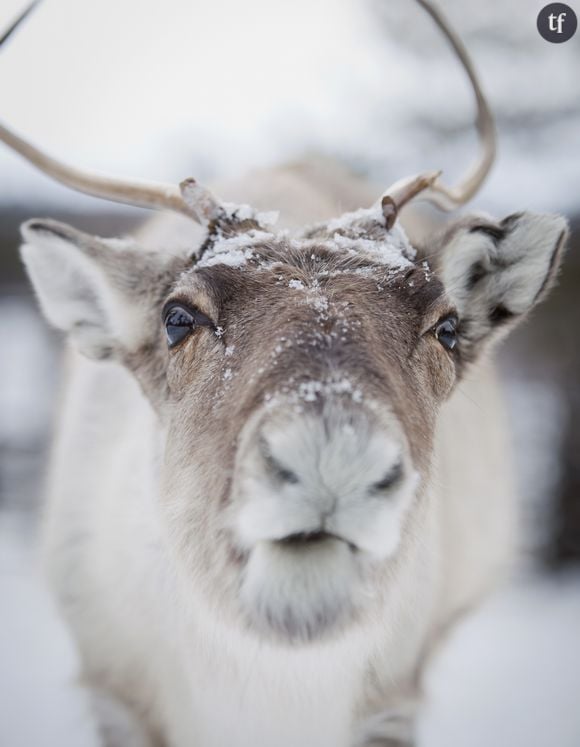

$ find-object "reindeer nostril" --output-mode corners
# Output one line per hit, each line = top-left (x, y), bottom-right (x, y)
(259, 438), (300, 485)
(273, 463), (299, 485)
(372, 461), (403, 493)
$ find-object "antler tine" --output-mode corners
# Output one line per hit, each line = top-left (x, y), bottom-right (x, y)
(384, 0), (497, 212)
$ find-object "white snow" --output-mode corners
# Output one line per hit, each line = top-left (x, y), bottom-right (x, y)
(200, 248), (253, 268)
(197, 229), (275, 268)
(329, 233), (413, 270)
(309, 294), (329, 314)
(196, 209), (414, 273)
(307, 204), (417, 270)
(421, 261), (433, 282)
(0, 296), (59, 446)
(265, 377), (365, 406)
(220, 203), (279, 228)
(419, 570), (580, 747)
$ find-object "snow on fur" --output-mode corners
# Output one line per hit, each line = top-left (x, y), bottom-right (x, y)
(196, 200), (416, 274)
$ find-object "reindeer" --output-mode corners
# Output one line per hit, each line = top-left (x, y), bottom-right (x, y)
(1, 1), (568, 745)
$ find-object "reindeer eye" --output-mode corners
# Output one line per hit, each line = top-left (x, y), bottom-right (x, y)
(434, 317), (458, 351)
(164, 305), (196, 347)
(163, 302), (216, 348)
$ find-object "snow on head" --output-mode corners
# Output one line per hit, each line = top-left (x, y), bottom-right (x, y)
(317, 202), (416, 271)
(220, 203), (279, 229)
(195, 197), (418, 275)
(263, 377), (365, 412)
(195, 200), (279, 269)
(197, 229), (276, 268)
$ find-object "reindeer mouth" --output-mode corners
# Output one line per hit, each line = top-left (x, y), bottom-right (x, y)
(276, 530), (358, 553)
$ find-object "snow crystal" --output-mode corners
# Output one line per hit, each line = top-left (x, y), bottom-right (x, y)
(324, 206), (379, 233)
(298, 381), (322, 402)
(307, 202), (417, 271)
(197, 229), (275, 269)
(214, 326), (225, 338)
(309, 295), (329, 314)
(201, 248), (254, 268)
(224, 345), (236, 357)
(288, 279), (305, 290)
(194, 198), (418, 278)
(353, 267), (375, 277)
(295, 378), (363, 404)
(330, 232), (413, 271)
(223, 367), (233, 381)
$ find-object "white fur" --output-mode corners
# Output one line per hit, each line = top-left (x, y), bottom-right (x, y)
(20, 222), (154, 359)
(442, 213), (567, 345)
(233, 404), (417, 559)
(20, 229), (114, 358)
(25, 159), (556, 746)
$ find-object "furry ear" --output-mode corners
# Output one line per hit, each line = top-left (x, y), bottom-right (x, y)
(438, 212), (568, 362)
(20, 219), (184, 360)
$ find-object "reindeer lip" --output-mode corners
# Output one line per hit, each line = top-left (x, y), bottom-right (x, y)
(275, 530), (358, 553)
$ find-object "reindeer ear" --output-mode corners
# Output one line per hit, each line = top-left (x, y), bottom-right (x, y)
(20, 219), (182, 360)
(439, 212), (568, 361)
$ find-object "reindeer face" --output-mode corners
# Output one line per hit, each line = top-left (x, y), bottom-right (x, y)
(20, 202), (567, 643)
(160, 226), (448, 641)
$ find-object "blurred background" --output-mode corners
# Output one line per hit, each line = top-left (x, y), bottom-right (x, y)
(0, 0), (579, 745)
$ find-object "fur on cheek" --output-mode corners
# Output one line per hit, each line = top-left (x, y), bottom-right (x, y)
(410, 340), (456, 398)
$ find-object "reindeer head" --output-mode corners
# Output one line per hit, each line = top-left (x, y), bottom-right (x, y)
(3, 1), (568, 642)
(18, 199), (567, 642)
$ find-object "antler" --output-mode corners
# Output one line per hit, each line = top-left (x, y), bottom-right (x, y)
(0, 2), (214, 224)
(0, 122), (208, 219)
(383, 0), (496, 212)
(1, 0), (494, 220)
